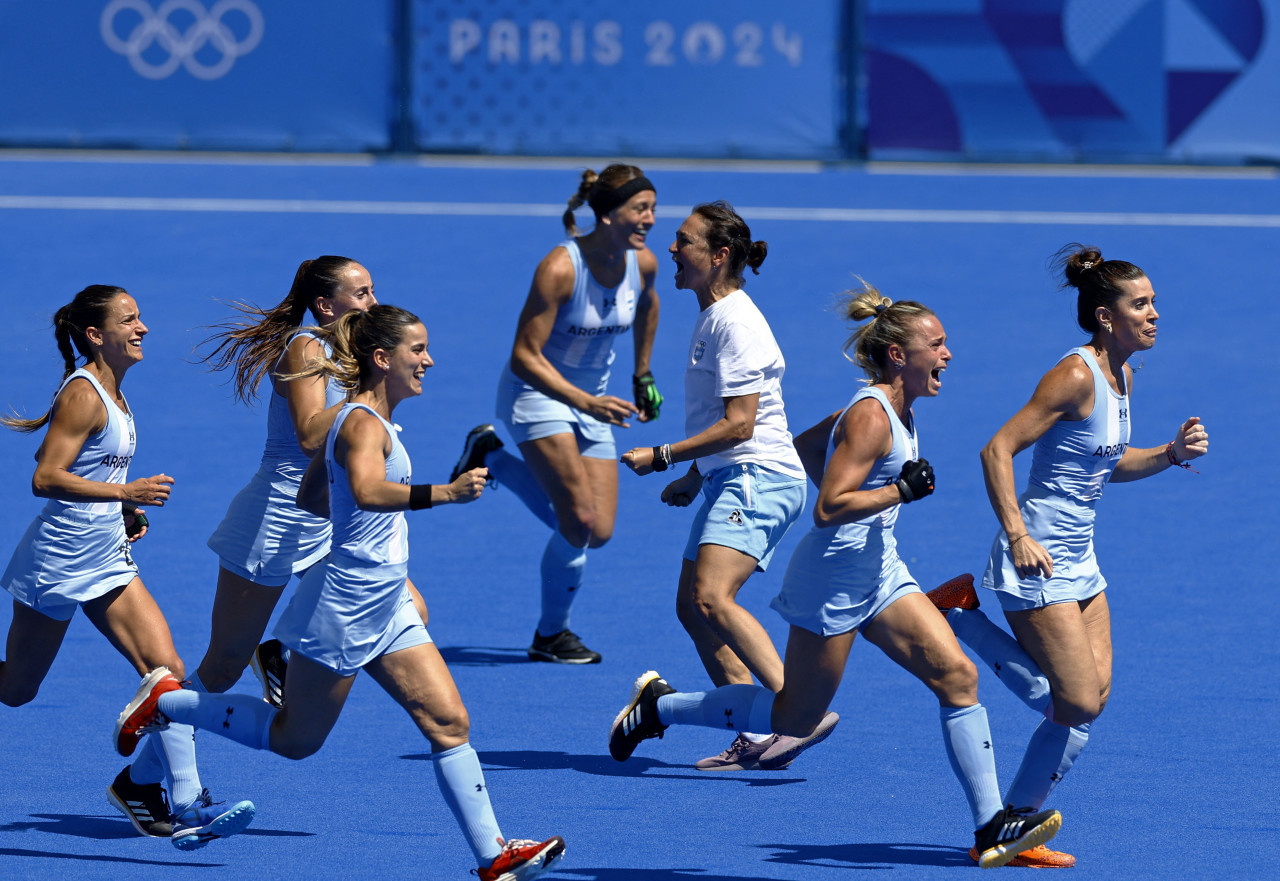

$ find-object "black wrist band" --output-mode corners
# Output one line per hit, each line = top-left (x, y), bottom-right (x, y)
(408, 484), (433, 510)
(652, 444), (672, 472)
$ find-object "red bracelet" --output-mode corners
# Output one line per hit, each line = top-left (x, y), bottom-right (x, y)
(1165, 443), (1198, 473)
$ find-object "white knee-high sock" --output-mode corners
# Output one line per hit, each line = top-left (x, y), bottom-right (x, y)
(158, 689), (277, 751)
(948, 608), (1054, 717)
(537, 532), (587, 636)
(1004, 719), (1090, 810)
(486, 449), (556, 530)
(433, 743), (504, 864)
(656, 684), (773, 733)
(940, 704), (1004, 829)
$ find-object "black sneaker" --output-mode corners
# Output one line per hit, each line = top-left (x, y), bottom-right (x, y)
(974, 806), (1063, 868)
(451, 424), (503, 482)
(609, 671), (676, 761)
(107, 765), (172, 838)
(528, 629), (602, 664)
(250, 639), (287, 708)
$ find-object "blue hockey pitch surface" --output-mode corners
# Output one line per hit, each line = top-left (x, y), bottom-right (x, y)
(0, 153), (1276, 880)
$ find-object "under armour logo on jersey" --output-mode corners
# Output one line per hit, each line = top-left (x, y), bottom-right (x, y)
(475, 783), (486, 792)
(1051, 772), (1062, 782)
(983, 741), (991, 750)
(222, 707), (234, 729)
(727, 509), (743, 525)
(724, 709), (735, 729)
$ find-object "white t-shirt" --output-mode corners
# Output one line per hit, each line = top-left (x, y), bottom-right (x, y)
(683, 289), (805, 479)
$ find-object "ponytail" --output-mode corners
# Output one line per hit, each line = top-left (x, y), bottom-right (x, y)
(279, 304), (423, 393)
(196, 256), (358, 403)
(3, 285), (127, 433)
(839, 279), (935, 384)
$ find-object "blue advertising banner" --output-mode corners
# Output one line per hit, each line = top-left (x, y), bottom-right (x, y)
(410, 1), (847, 159)
(863, 0), (1280, 163)
(0, 0), (396, 151)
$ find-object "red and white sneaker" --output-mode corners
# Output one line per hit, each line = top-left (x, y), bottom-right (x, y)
(926, 573), (979, 612)
(114, 666), (181, 757)
(476, 836), (566, 881)
(968, 843), (1076, 868)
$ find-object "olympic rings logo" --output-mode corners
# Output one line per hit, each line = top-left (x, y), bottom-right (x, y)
(100, 0), (264, 81)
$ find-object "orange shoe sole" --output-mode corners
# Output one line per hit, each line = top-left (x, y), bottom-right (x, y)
(927, 573), (979, 612)
(968, 844), (1076, 868)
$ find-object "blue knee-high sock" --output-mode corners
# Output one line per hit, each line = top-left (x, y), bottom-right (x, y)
(1004, 719), (1090, 811)
(130, 668), (212, 787)
(159, 689), (277, 751)
(486, 449), (556, 530)
(433, 743), (504, 864)
(128, 734), (166, 786)
(948, 608), (1053, 717)
(537, 532), (587, 636)
(656, 685), (775, 734)
(940, 704), (1004, 829)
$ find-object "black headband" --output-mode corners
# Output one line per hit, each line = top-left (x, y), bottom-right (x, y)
(588, 176), (656, 216)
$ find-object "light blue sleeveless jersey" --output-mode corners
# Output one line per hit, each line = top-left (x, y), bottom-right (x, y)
(273, 401), (426, 674)
(982, 348), (1132, 607)
(1026, 347), (1130, 503)
(540, 239), (640, 373)
(206, 329), (345, 583)
(4, 368), (140, 619)
(326, 403), (410, 566)
(42, 369), (135, 526)
(261, 330), (347, 483)
(771, 387), (922, 636)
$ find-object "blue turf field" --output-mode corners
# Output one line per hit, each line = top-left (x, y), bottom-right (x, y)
(0, 153), (1277, 880)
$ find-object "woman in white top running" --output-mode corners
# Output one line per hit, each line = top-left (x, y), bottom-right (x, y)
(1, 284), (254, 850)
(620, 201), (822, 771)
(927, 244), (1208, 867)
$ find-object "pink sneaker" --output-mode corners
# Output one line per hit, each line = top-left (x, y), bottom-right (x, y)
(757, 711), (839, 770)
(695, 733), (780, 771)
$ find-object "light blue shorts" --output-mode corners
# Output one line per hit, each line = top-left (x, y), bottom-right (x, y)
(2, 513), (139, 621)
(772, 527), (919, 637)
(496, 361), (616, 459)
(683, 463), (806, 572)
(207, 469), (332, 587)
(982, 491), (1106, 612)
(274, 554), (430, 677)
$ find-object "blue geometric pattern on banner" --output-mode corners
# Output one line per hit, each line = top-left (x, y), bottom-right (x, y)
(865, 0), (1274, 161)
(410, 1), (844, 158)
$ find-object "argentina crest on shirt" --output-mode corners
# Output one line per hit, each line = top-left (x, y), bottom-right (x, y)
(693, 339), (706, 362)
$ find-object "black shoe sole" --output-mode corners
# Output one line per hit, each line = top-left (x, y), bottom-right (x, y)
(527, 648), (602, 664)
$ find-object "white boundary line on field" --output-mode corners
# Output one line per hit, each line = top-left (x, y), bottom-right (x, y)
(1, 194), (1279, 228)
